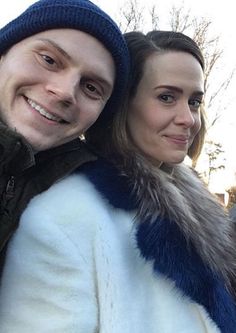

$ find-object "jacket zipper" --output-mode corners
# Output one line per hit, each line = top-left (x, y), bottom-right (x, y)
(0, 176), (16, 252)
(5, 176), (15, 201)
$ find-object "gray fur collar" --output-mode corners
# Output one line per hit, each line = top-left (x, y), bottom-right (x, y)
(124, 155), (236, 288)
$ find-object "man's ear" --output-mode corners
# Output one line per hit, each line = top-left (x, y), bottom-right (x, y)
(0, 54), (5, 64)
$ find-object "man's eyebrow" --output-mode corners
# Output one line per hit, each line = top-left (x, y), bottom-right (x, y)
(37, 37), (114, 91)
(37, 38), (72, 61)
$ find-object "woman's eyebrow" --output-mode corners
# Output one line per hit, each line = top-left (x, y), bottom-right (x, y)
(154, 85), (183, 93)
(154, 85), (204, 96)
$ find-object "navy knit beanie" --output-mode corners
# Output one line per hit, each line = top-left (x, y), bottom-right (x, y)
(0, 0), (130, 121)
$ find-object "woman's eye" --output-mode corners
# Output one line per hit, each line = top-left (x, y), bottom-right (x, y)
(159, 94), (174, 103)
(189, 99), (202, 109)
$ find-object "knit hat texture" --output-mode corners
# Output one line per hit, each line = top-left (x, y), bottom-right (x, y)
(0, 0), (130, 120)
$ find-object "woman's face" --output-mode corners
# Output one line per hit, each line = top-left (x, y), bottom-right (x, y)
(127, 51), (204, 165)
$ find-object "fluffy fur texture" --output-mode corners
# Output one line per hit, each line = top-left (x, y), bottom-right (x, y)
(0, 174), (221, 332)
(80, 158), (236, 333)
(124, 155), (236, 287)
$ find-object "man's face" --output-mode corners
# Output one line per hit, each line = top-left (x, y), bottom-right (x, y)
(0, 29), (115, 151)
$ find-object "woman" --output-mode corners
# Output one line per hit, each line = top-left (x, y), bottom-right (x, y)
(1, 31), (236, 332)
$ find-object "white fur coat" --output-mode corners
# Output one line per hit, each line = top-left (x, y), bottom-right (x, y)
(0, 174), (220, 333)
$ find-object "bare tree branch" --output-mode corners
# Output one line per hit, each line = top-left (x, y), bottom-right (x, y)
(149, 4), (160, 30)
(169, 5), (192, 32)
(117, 0), (145, 32)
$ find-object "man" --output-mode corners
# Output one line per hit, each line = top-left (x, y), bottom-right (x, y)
(0, 0), (129, 254)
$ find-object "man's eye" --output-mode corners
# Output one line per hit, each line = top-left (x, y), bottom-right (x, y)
(41, 54), (56, 65)
(86, 83), (97, 93)
(159, 94), (174, 103)
(83, 81), (103, 99)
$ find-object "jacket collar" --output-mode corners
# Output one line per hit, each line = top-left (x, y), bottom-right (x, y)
(0, 122), (95, 175)
(0, 122), (35, 175)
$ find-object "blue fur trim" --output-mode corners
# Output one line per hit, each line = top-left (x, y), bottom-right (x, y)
(137, 218), (236, 332)
(78, 158), (236, 332)
(79, 159), (136, 210)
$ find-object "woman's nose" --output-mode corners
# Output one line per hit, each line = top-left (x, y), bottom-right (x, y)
(174, 102), (195, 128)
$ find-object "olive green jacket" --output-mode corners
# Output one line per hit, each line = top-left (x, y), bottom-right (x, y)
(0, 122), (96, 254)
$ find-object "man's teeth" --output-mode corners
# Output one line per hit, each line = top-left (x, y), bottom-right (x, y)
(27, 99), (62, 122)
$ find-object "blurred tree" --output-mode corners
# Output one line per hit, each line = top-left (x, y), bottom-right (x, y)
(168, 5), (235, 130)
(204, 141), (225, 185)
(117, 0), (146, 32)
(226, 185), (236, 210)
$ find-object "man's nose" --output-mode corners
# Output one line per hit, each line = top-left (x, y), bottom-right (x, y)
(45, 71), (78, 106)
